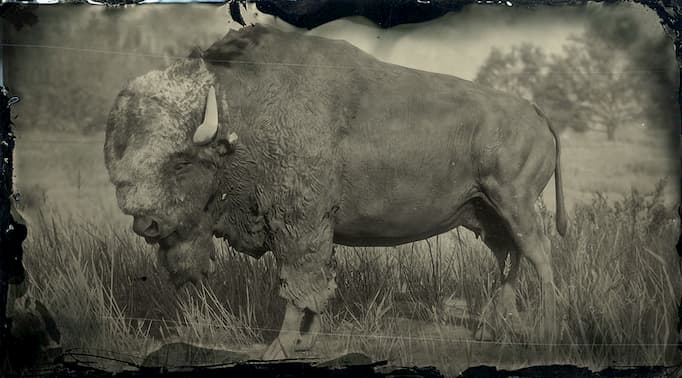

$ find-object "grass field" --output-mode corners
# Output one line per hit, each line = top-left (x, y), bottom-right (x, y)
(10, 124), (682, 375)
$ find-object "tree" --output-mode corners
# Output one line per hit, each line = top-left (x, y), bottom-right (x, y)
(582, 3), (680, 134)
(476, 2), (680, 141)
(475, 43), (548, 102)
(475, 34), (645, 140)
(538, 35), (643, 140)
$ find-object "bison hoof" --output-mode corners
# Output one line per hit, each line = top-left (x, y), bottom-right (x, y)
(261, 337), (291, 360)
(294, 335), (314, 352)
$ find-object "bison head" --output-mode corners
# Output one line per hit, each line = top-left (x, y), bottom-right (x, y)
(104, 59), (238, 288)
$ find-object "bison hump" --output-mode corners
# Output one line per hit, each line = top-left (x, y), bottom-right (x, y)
(200, 24), (378, 69)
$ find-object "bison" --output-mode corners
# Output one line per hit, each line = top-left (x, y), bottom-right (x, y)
(104, 24), (567, 359)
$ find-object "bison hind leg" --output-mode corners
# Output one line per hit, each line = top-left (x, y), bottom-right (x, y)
(478, 188), (557, 342)
(464, 198), (523, 327)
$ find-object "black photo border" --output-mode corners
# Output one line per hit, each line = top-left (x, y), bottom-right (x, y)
(0, 1), (680, 376)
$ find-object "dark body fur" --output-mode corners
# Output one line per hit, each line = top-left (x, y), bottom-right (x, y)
(203, 25), (563, 246)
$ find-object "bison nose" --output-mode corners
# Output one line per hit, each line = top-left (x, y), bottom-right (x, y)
(132, 215), (161, 238)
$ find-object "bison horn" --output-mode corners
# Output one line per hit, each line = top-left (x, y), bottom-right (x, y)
(193, 86), (219, 145)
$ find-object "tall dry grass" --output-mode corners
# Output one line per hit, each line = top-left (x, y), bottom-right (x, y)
(18, 182), (681, 371)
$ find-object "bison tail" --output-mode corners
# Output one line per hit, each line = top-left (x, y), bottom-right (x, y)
(533, 104), (568, 237)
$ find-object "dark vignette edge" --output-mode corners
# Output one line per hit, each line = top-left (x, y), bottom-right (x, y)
(0, 1), (680, 377)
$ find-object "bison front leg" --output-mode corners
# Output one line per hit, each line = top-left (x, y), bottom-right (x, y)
(261, 303), (306, 360)
(261, 220), (336, 360)
(295, 308), (321, 351)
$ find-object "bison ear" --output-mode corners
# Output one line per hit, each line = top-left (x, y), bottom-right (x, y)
(215, 132), (239, 156)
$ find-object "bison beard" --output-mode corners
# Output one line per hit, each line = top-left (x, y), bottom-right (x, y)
(157, 219), (216, 288)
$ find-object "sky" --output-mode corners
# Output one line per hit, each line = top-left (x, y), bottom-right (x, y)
(221, 2), (666, 80)
(13, 2), (666, 81)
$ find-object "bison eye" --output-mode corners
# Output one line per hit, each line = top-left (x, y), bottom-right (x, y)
(174, 161), (192, 173)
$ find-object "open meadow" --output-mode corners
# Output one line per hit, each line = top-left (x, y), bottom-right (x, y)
(10, 123), (681, 375)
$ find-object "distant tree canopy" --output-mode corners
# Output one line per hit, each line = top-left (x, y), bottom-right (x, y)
(475, 44), (548, 102)
(543, 35), (642, 140)
(475, 5), (679, 141)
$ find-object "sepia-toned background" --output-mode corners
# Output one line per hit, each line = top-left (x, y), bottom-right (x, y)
(3, 2), (681, 374)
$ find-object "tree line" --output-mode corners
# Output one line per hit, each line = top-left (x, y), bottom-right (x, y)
(474, 6), (679, 141)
